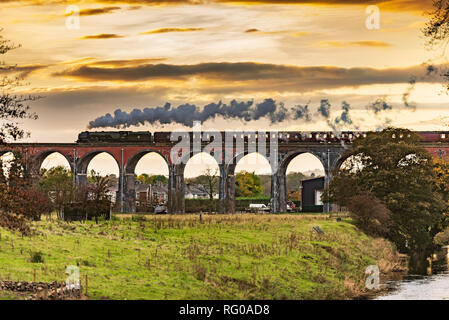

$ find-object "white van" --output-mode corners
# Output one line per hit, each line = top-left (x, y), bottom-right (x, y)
(249, 204), (269, 212)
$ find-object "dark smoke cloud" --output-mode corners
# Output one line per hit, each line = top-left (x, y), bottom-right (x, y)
(402, 76), (416, 110)
(317, 99), (331, 118)
(325, 101), (356, 148)
(400, 64), (440, 110)
(292, 102), (311, 121)
(334, 101), (352, 125)
(88, 99), (290, 128)
(367, 98), (393, 114)
(87, 98), (367, 132)
(426, 64), (438, 76)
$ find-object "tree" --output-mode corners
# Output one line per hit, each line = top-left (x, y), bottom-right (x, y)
(0, 31), (42, 233)
(149, 174), (168, 185)
(286, 172), (307, 191)
(39, 166), (74, 213)
(0, 151), (51, 224)
(324, 128), (448, 256)
(136, 173), (167, 185)
(0, 31), (38, 144)
(76, 170), (111, 221)
(423, 1), (449, 90)
(423, 0), (449, 48)
(136, 173), (150, 184)
(195, 168), (219, 200)
(235, 171), (263, 197)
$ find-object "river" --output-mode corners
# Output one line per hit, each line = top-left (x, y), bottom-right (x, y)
(375, 250), (449, 300)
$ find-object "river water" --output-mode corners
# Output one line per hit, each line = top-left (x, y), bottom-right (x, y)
(375, 251), (449, 300)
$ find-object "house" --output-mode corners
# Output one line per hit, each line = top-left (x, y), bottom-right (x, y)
(185, 184), (218, 199)
(106, 186), (118, 204)
(300, 177), (324, 212)
(136, 183), (150, 202)
(150, 183), (168, 203)
(135, 182), (168, 204)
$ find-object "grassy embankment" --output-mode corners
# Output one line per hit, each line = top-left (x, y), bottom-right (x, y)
(0, 214), (403, 300)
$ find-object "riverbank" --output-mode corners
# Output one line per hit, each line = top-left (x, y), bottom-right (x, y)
(0, 214), (404, 299)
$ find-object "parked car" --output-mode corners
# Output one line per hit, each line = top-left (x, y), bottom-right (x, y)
(154, 205), (167, 214)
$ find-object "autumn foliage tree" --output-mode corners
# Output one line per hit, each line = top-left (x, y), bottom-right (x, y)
(0, 31), (44, 233)
(324, 128), (448, 256)
(235, 171), (263, 197)
(0, 151), (51, 233)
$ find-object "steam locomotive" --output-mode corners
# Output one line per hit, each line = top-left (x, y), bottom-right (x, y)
(77, 131), (152, 143)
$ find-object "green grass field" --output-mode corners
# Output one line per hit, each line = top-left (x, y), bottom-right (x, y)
(0, 213), (401, 300)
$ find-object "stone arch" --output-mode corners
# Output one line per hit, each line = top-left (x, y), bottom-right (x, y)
(76, 150), (120, 176)
(182, 152), (221, 213)
(279, 151), (328, 213)
(184, 152), (221, 178)
(331, 152), (352, 173)
(76, 150), (122, 211)
(123, 150), (171, 213)
(280, 150), (328, 176)
(222, 151), (273, 213)
(33, 150), (74, 173)
(125, 149), (170, 175)
(227, 150), (272, 173)
(278, 148), (345, 213)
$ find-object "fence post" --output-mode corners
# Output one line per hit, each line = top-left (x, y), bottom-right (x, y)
(85, 274), (88, 297)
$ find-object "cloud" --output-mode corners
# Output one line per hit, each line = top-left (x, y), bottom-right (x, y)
(139, 27), (204, 35)
(0, 64), (46, 78)
(79, 34), (124, 39)
(244, 29), (310, 37)
(318, 41), (392, 48)
(53, 61), (444, 93)
(71, 6), (122, 16)
(87, 58), (167, 67)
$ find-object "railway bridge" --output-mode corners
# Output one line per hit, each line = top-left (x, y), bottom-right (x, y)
(2, 130), (449, 213)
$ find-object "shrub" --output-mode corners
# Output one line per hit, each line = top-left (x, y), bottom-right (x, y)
(346, 193), (392, 237)
(29, 251), (44, 263)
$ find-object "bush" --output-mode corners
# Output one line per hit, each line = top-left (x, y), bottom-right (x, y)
(29, 251), (44, 263)
(346, 193), (392, 237)
(0, 212), (31, 236)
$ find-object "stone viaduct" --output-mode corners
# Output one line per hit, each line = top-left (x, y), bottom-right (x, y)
(1, 130), (449, 214)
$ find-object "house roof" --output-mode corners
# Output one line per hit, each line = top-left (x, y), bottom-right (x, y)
(301, 176), (325, 184)
(152, 184), (168, 193)
(136, 183), (150, 193)
(185, 184), (209, 195)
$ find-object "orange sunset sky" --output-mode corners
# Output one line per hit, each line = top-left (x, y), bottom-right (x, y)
(1, 0), (448, 176)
